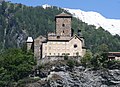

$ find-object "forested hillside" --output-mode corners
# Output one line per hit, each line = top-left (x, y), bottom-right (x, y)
(0, 1), (120, 52)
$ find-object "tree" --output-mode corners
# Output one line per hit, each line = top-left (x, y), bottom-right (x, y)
(0, 1), (120, 53)
(0, 48), (36, 86)
(97, 44), (109, 54)
(81, 50), (93, 67)
(90, 53), (102, 69)
(67, 59), (75, 68)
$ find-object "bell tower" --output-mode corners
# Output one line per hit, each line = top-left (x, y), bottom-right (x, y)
(55, 12), (72, 36)
(26, 37), (34, 51)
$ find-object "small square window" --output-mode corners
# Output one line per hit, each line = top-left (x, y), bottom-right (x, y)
(57, 36), (60, 39)
(58, 53), (60, 56)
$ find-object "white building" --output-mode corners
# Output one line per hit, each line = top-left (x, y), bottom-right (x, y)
(27, 12), (86, 59)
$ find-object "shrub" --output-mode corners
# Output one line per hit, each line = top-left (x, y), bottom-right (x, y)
(67, 59), (75, 68)
(38, 64), (45, 69)
(64, 54), (68, 60)
(81, 50), (93, 67)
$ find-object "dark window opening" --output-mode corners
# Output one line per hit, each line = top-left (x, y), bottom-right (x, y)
(62, 24), (65, 27)
(63, 30), (64, 33)
(74, 44), (77, 48)
(57, 36), (60, 39)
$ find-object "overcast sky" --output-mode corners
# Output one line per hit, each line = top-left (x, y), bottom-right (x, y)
(6, 0), (120, 19)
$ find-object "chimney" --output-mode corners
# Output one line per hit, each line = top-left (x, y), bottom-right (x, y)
(71, 28), (74, 36)
(78, 29), (81, 36)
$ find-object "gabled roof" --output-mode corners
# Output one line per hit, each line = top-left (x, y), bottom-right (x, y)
(69, 34), (82, 41)
(70, 35), (86, 49)
(35, 35), (46, 41)
(55, 12), (72, 18)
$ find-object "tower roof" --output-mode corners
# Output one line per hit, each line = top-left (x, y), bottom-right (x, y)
(27, 37), (33, 42)
(55, 12), (72, 18)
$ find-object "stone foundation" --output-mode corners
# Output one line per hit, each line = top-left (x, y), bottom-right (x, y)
(37, 56), (81, 66)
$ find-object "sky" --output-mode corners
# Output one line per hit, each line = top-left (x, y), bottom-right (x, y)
(6, 0), (120, 19)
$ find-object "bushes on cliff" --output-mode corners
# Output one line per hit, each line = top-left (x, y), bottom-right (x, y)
(81, 50), (93, 67)
(0, 48), (36, 86)
(67, 59), (75, 68)
(82, 50), (120, 70)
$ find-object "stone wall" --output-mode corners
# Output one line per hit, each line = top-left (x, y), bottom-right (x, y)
(56, 18), (71, 36)
(42, 36), (84, 58)
(34, 36), (46, 59)
(37, 56), (81, 65)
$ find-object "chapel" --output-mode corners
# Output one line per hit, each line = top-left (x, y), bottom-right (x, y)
(27, 12), (86, 59)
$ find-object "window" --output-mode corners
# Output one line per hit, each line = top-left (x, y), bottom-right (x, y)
(57, 36), (60, 39)
(40, 36), (42, 39)
(49, 53), (51, 55)
(62, 24), (65, 27)
(74, 44), (77, 48)
(49, 47), (51, 50)
(76, 52), (79, 56)
(45, 47), (47, 50)
(63, 30), (64, 33)
(58, 53), (60, 56)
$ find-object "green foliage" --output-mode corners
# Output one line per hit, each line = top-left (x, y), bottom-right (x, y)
(106, 60), (120, 69)
(80, 50), (118, 69)
(0, 48), (36, 86)
(17, 77), (40, 87)
(0, 0), (120, 70)
(72, 18), (120, 53)
(96, 44), (109, 54)
(90, 53), (102, 69)
(81, 50), (93, 67)
(67, 59), (75, 68)
(90, 52), (120, 69)
(0, 1), (120, 53)
(38, 64), (45, 69)
(64, 54), (69, 60)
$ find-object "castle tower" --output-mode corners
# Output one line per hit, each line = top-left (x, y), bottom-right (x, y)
(55, 12), (72, 36)
(26, 37), (34, 51)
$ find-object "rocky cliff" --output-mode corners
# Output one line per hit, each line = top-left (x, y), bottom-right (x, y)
(25, 61), (120, 87)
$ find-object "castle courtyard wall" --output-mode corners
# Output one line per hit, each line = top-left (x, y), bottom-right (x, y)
(42, 36), (84, 58)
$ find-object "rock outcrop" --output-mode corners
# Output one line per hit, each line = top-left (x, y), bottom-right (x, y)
(26, 64), (120, 87)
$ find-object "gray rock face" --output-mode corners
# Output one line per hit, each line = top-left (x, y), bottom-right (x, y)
(26, 66), (120, 87)
(0, 0), (4, 3)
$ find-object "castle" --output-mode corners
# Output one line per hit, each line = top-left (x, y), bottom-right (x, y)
(27, 12), (86, 60)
